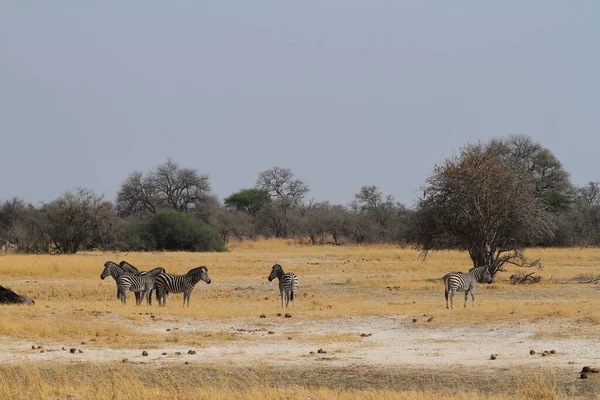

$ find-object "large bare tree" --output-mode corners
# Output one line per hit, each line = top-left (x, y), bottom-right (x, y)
(410, 137), (569, 276)
(256, 166), (309, 207)
(117, 159), (211, 217)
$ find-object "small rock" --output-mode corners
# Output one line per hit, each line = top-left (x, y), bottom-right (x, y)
(542, 351), (549, 357)
(162, 352), (167, 355)
(78, 349), (83, 354)
(530, 350), (536, 355)
(317, 348), (327, 354)
(166, 329), (171, 332)
(276, 313), (282, 317)
(122, 358), (129, 363)
(185, 361), (189, 365)
(285, 313), (292, 318)
(175, 352), (182, 356)
(490, 354), (497, 360)
(142, 351), (149, 356)
(69, 348), (77, 354)
(31, 345), (36, 350)
(412, 319), (417, 323)
(426, 317), (433, 322)
(268, 331), (275, 335)
(37, 345), (42, 349)
(360, 333), (372, 337)
(259, 314), (266, 318)
(80, 341), (86, 345)
(62, 347), (66, 351)
(591, 368), (600, 374)
(40, 350), (45, 353)
(582, 366), (591, 373)
(549, 350), (556, 354)
(581, 373), (588, 379)
(187, 350), (196, 355)
(309, 351), (315, 355)
(288, 337), (292, 340)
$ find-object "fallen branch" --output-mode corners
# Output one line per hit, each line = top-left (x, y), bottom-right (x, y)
(509, 272), (542, 285)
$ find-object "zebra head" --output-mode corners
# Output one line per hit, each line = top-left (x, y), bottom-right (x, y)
(187, 266), (211, 284)
(268, 264), (284, 282)
(101, 261), (120, 280)
(482, 267), (493, 284)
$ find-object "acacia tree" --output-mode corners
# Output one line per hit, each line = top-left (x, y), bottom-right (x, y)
(117, 159), (211, 217)
(224, 188), (271, 216)
(410, 137), (570, 276)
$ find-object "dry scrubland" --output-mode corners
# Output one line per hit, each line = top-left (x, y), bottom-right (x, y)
(1, 240), (600, 399)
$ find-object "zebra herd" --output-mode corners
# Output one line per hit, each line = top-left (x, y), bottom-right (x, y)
(100, 261), (212, 307)
(100, 258), (492, 309)
(101, 261), (298, 308)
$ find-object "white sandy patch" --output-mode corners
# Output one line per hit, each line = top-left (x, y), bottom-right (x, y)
(1, 315), (599, 369)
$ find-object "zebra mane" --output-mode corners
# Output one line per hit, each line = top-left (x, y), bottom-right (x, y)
(104, 261), (121, 269)
(119, 260), (139, 273)
(186, 266), (207, 278)
(142, 267), (166, 277)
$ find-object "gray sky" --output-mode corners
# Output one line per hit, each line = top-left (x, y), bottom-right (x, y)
(1, 2), (599, 207)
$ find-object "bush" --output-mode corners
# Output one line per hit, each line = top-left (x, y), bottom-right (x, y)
(144, 210), (226, 252)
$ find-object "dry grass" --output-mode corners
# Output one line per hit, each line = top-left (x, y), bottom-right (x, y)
(0, 363), (595, 400)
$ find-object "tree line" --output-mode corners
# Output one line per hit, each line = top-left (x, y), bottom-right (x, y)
(1, 136), (599, 264)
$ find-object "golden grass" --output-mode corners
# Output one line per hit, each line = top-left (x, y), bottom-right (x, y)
(0, 244), (599, 343)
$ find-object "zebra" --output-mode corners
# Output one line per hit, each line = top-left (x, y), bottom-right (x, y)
(117, 267), (165, 305)
(119, 260), (144, 304)
(101, 261), (135, 300)
(155, 266), (211, 307)
(268, 264), (298, 308)
(444, 265), (493, 309)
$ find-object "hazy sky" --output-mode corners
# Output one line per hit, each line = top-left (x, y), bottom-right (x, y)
(1, 2), (599, 207)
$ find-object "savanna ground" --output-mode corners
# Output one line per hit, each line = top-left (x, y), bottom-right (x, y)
(1, 240), (600, 399)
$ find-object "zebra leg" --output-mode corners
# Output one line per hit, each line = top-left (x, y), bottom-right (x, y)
(464, 290), (469, 308)
(156, 288), (162, 306)
(119, 288), (127, 304)
(470, 289), (476, 308)
(449, 289), (456, 309)
(445, 287), (449, 309)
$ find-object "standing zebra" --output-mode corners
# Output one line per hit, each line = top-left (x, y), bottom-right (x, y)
(268, 264), (298, 308)
(155, 266), (211, 307)
(119, 260), (144, 304)
(117, 267), (165, 305)
(444, 265), (493, 309)
(101, 261), (137, 300)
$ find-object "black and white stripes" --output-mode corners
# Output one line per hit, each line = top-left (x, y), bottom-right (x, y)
(117, 267), (165, 305)
(155, 266), (212, 307)
(444, 266), (493, 309)
(268, 264), (298, 308)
